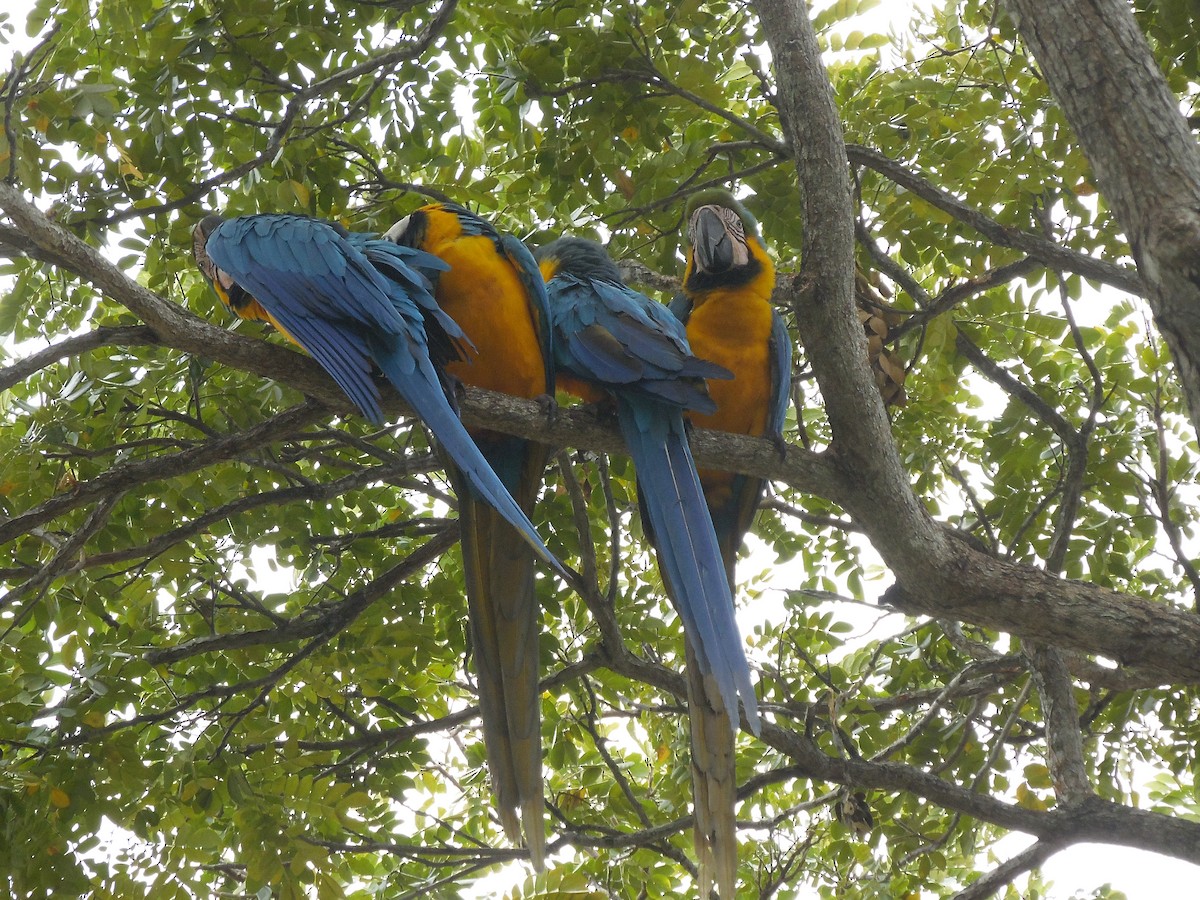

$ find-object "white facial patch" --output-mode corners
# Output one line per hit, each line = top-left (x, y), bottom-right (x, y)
(690, 204), (751, 268)
(383, 216), (411, 242)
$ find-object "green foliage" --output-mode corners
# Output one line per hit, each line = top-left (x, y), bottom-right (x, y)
(2, 0), (1198, 897)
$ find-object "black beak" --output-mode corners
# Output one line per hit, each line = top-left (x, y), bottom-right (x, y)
(224, 282), (252, 310)
(691, 207), (734, 273)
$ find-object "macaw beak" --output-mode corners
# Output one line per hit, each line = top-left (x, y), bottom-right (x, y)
(690, 205), (736, 274)
(222, 280), (253, 311)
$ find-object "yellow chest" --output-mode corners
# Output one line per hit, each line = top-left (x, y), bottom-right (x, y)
(429, 235), (547, 400)
(226, 292), (301, 348)
(684, 288), (775, 439)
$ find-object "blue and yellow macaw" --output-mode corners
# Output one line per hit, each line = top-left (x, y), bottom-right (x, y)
(190, 212), (563, 581)
(674, 189), (791, 583)
(672, 188), (792, 900)
(383, 203), (554, 867)
(536, 237), (761, 898)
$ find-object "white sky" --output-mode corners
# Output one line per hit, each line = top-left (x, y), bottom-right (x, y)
(2, 1), (1198, 897)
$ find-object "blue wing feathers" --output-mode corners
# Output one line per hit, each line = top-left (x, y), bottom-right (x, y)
(539, 237), (758, 732)
(203, 213), (563, 577)
(280, 311), (383, 422)
(552, 274), (730, 409)
(357, 239), (473, 367)
(208, 216), (408, 334)
(668, 291), (692, 324)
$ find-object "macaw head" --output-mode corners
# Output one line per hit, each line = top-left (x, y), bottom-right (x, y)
(684, 188), (763, 276)
(682, 188), (772, 300)
(534, 236), (622, 285)
(192, 215), (252, 312)
(383, 202), (479, 250)
(383, 208), (427, 248)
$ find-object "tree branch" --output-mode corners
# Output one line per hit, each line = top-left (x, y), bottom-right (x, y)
(952, 839), (1063, 900)
(90, 0), (461, 227)
(848, 143), (1142, 296)
(0, 402), (325, 550)
(144, 525), (457, 666)
(0, 325), (165, 392)
(0, 489), (123, 632)
(55, 456), (438, 580)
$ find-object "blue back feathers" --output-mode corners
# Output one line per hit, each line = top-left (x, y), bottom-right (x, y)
(538, 236), (758, 731)
(202, 214), (455, 424)
(539, 237), (730, 413)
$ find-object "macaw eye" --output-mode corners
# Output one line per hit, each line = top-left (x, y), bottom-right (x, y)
(192, 227), (217, 281)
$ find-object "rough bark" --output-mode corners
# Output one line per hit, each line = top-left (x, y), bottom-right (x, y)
(749, 0), (944, 550)
(1006, 0), (1200, 437)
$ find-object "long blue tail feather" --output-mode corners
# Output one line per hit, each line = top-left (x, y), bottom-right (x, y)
(615, 399), (759, 733)
(368, 346), (564, 579)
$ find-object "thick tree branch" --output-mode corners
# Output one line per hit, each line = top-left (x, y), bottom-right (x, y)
(754, 0), (935, 529)
(879, 541), (1200, 682)
(1026, 644), (1091, 803)
(1025, 266), (1103, 808)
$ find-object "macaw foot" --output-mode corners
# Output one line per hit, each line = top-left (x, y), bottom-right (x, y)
(770, 430), (789, 460)
(534, 392), (559, 427)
